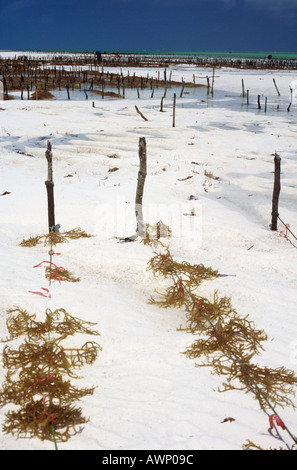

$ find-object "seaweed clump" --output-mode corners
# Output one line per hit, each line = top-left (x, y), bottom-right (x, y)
(242, 439), (297, 451)
(141, 221), (172, 246)
(2, 307), (100, 344)
(19, 227), (93, 247)
(147, 247), (297, 414)
(45, 265), (80, 283)
(2, 400), (88, 443)
(147, 248), (219, 287)
(0, 306), (102, 444)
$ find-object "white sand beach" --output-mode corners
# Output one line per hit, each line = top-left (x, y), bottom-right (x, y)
(0, 56), (297, 450)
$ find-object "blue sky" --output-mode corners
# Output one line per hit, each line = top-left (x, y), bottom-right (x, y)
(1, 0), (297, 53)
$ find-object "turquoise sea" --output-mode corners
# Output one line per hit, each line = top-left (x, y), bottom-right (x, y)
(114, 50), (297, 60)
(12, 49), (297, 60)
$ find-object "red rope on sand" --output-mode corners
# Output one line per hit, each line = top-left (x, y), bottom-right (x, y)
(177, 280), (184, 297)
(28, 287), (50, 297)
(36, 373), (55, 383)
(48, 250), (61, 256)
(269, 414), (286, 431)
(280, 224), (290, 238)
(38, 396), (54, 423)
(33, 260), (66, 271)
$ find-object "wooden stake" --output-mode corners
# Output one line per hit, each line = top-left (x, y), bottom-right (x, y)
(287, 86), (293, 112)
(271, 153), (281, 231)
(135, 105), (148, 121)
(163, 82), (168, 98)
(173, 93), (176, 127)
(180, 81), (185, 98)
(241, 79), (246, 98)
(211, 67), (215, 96)
(206, 76), (210, 95)
(45, 141), (55, 232)
(273, 78), (280, 96)
(135, 137), (147, 236)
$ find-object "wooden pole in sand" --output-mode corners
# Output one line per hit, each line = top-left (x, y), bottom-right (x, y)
(135, 137), (147, 236)
(273, 78), (280, 96)
(206, 76), (210, 96)
(45, 140), (56, 232)
(287, 87), (293, 112)
(173, 93), (176, 127)
(211, 67), (215, 96)
(241, 79), (246, 98)
(271, 153), (281, 231)
(180, 81), (185, 98)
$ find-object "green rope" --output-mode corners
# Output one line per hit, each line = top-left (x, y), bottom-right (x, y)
(46, 226), (58, 450)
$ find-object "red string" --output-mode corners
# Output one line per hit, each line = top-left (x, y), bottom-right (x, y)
(177, 280), (184, 297)
(280, 224), (290, 238)
(33, 260), (66, 271)
(38, 396), (54, 423)
(28, 287), (50, 297)
(33, 260), (55, 268)
(48, 271), (63, 284)
(36, 373), (55, 382)
(269, 414), (285, 431)
(48, 250), (61, 256)
(33, 260), (67, 285)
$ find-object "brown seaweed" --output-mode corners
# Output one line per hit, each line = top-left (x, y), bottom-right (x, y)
(0, 368), (95, 407)
(19, 227), (93, 247)
(2, 399), (89, 442)
(3, 307), (100, 343)
(45, 265), (80, 283)
(0, 306), (102, 443)
(147, 249), (297, 414)
(147, 248), (219, 287)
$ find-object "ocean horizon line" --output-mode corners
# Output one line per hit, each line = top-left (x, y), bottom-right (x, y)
(1, 49), (297, 58)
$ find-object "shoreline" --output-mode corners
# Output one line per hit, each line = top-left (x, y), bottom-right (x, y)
(1, 50), (297, 70)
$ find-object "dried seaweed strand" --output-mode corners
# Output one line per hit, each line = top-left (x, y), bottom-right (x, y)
(45, 265), (80, 283)
(2, 306), (100, 343)
(0, 306), (102, 443)
(19, 227), (93, 247)
(147, 247), (297, 445)
(2, 399), (88, 442)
